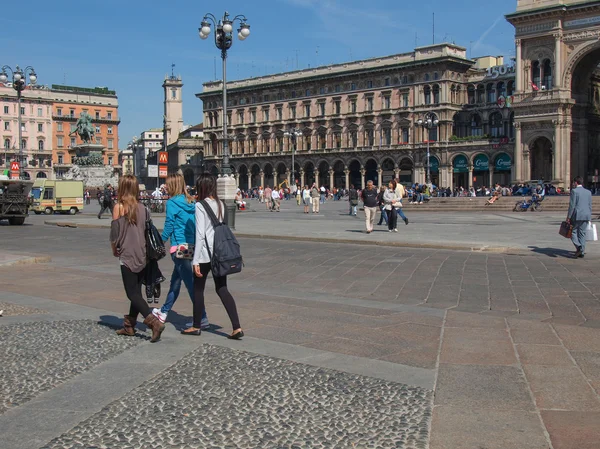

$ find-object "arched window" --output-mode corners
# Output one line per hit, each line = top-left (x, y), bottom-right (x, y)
(424, 86), (431, 105)
(477, 85), (485, 103)
(453, 113), (466, 138)
(433, 72), (439, 80)
(424, 73), (430, 82)
(542, 59), (552, 89)
(38, 140), (44, 151)
(497, 82), (506, 98)
(487, 84), (496, 103)
(507, 80), (515, 96)
(471, 114), (482, 137)
(433, 85), (440, 104)
(467, 85), (475, 104)
(532, 61), (541, 89)
(489, 112), (503, 137)
(21, 139), (26, 150)
(4, 139), (10, 149)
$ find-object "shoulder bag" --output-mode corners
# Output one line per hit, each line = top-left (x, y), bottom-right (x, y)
(145, 207), (166, 261)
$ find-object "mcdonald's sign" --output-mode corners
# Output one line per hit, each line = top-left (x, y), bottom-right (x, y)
(158, 152), (168, 164)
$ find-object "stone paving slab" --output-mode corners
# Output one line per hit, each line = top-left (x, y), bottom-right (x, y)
(40, 344), (432, 449)
(0, 320), (142, 415)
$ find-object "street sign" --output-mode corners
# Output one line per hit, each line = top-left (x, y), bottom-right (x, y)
(158, 152), (168, 164)
(159, 166), (168, 178)
(10, 161), (20, 172)
(147, 165), (158, 177)
(10, 172), (19, 179)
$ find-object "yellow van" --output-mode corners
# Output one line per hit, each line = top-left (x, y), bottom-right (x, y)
(31, 180), (84, 215)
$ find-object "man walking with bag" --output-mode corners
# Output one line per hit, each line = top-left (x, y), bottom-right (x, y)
(567, 176), (592, 259)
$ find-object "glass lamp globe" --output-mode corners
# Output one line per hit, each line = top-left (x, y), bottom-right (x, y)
(0, 73), (7, 83)
(238, 32), (246, 41)
(29, 74), (37, 84)
(201, 25), (211, 35)
(222, 21), (233, 33)
(13, 72), (22, 82)
(240, 25), (250, 37)
(200, 32), (209, 40)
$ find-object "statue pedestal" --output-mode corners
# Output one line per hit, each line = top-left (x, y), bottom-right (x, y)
(69, 143), (105, 159)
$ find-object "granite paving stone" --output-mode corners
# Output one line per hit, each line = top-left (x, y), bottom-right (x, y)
(0, 301), (48, 317)
(40, 345), (433, 449)
(541, 411), (600, 449)
(0, 320), (142, 414)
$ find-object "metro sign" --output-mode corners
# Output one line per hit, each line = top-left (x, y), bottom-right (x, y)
(10, 161), (20, 172)
(159, 166), (168, 178)
(158, 152), (168, 164)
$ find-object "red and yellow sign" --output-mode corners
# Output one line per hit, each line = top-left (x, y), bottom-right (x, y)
(159, 166), (168, 178)
(10, 161), (20, 172)
(158, 152), (168, 164)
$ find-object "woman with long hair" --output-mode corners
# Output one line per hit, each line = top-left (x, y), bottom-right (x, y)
(152, 173), (209, 328)
(110, 175), (165, 342)
(181, 174), (243, 339)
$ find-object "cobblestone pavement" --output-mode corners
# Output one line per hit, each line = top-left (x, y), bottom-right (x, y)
(0, 301), (47, 316)
(0, 320), (142, 414)
(40, 344), (432, 449)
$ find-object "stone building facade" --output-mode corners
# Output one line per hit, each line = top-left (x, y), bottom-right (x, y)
(197, 43), (517, 191)
(51, 85), (120, 178)
(508, 0), (600, 187)
(0, 84), (54, 180)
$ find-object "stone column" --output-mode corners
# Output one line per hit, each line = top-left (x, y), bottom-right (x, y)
(328, 169), (334, 189)
(489, 167), (494, 188)
(554, 33), (562, 89)
(394, 168), (400, 181)
(248, 174), (252, 192)
(344, 169), (350, 190)
(300, 169), (305, 188)
(514, 123), (522, 182)
(260, 170), (265, 188)
(273, 171), (278, 188)
(554, 120), (561, 183)
(468, 167), (473, 189)
(360, 168), (366, 190)
(516, 39), (522, 92)
(235, 173), (239, 188)
(286, 169), (291, 186)
(314, 170), (319, 186)
(377, 168), (383, 188)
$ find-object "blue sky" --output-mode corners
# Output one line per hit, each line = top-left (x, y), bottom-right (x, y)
(1, 0), (517, 148)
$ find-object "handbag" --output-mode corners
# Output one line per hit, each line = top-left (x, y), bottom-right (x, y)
(586, 222), (598, 242)
(175, 243), (195, 259)
(559, 220), (573, 239)
(145, 208), (166, 261)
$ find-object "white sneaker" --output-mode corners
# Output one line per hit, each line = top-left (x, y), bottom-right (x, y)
(152, 308), (167, 323)
(186, 318), (210, 329)
(394, 228), (398, 232)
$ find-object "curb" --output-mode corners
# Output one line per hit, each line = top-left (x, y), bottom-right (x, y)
(0, 255), (52, 267)
(44, 220), (516, 254)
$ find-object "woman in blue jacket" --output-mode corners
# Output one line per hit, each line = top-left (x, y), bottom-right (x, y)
(152, 174), (209, 328)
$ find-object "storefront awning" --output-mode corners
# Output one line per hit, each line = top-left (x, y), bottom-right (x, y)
(453, 155), (468, 173)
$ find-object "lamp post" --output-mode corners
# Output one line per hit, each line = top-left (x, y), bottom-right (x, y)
(416, 112), (439, 185)
(284, 128), (302, 187)
(0, 65), (37, 179)
(128, 136), (140, 177)
(199, 11), (250, 230)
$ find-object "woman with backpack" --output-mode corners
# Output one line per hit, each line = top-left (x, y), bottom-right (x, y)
(110, 175), (165, 343)
(151, 173), (209, 328)
(181, 174), (243, 339)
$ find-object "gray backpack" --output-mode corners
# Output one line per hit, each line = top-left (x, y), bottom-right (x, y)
(200, 200), (243, 277)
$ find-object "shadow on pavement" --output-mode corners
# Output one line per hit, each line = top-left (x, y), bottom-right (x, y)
(528, 246), (575, 258)
(98, 315), (151, 341)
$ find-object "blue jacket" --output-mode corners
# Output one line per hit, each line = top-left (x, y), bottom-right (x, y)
(161, 194), (196, 246)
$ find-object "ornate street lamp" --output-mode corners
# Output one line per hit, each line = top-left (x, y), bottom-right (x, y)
(0, 65), (37, 178)
(199, 11), (250, 229)
(416, 112), (439, 185)
(284, 128), (302, 186)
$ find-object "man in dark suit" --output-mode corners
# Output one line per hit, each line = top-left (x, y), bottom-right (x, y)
(567, 176), (593, 258)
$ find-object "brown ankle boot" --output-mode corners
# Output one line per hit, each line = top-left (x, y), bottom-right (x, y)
(116, 315), (137, 336)
(143, 314), (165, 343)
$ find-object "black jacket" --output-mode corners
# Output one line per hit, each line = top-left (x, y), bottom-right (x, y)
(362, 188), (379, 208)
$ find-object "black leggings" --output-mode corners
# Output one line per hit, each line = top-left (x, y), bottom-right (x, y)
(387, 209), (398, 230)
(193, 263), (241, 330)
(120, 265), (151, 319)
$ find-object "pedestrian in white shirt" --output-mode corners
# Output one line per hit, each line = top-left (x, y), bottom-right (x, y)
(271, 188), (281, 212)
